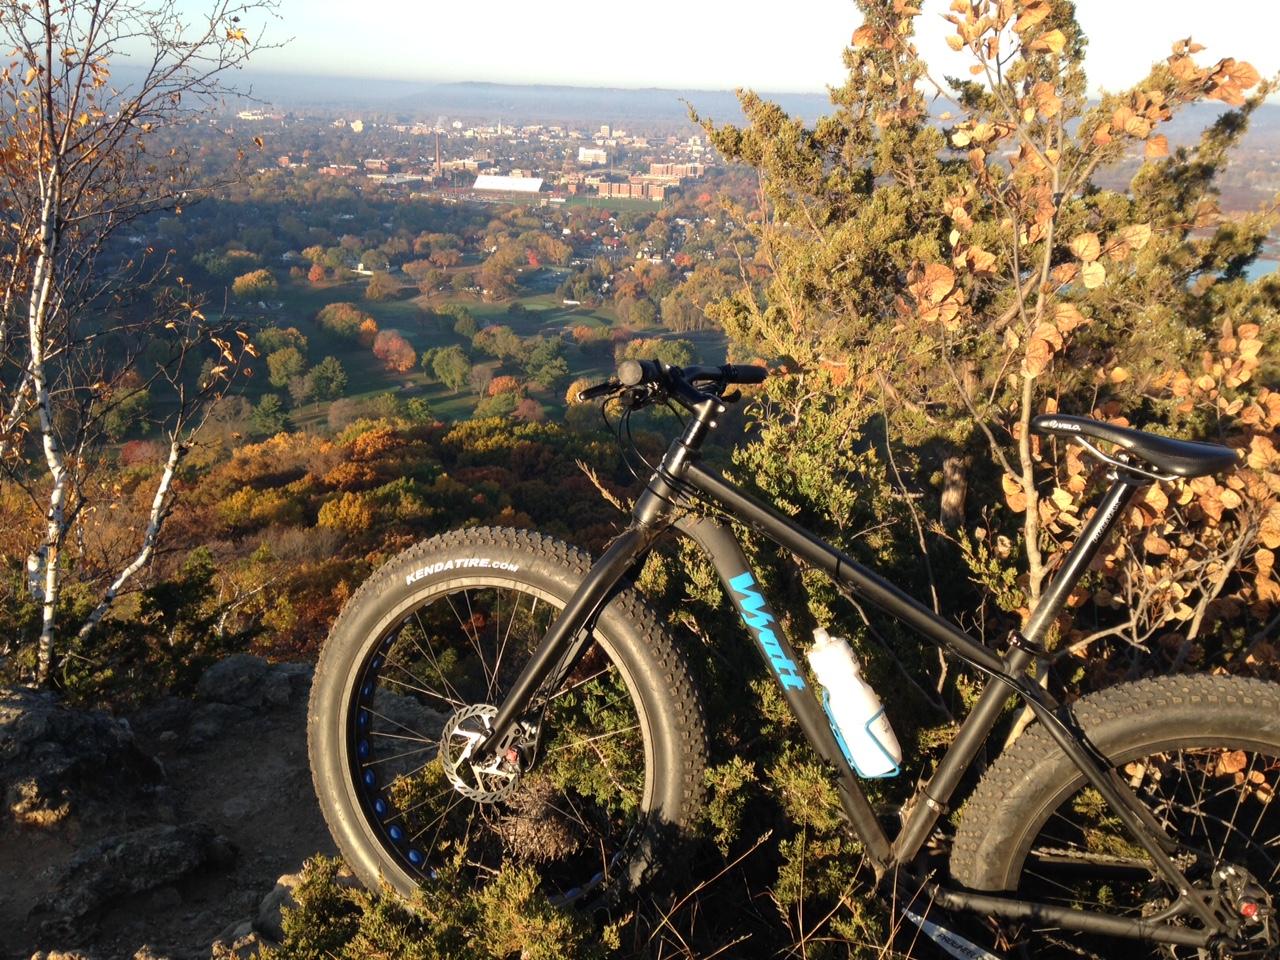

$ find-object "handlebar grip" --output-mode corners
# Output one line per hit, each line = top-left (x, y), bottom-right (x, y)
(721, 364), (767, 385)
(575, 379), (619, 402)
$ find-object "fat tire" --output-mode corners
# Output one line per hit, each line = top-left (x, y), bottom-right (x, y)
(950, 673), (1280, 892)
(307, 526), (708, 900)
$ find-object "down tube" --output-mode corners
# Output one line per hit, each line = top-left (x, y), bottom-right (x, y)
(675, 515), (893, 867)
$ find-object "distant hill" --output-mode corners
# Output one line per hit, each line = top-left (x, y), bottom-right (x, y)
(217, 71), (840, 126)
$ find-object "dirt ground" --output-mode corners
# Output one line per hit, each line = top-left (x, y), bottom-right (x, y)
(0, 683), (337, 960)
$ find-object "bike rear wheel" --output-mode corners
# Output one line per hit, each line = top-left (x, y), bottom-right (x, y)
(951, 675), (1280, 958)
(308, 526), (707, 904)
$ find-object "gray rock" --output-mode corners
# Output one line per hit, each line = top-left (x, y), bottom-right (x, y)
(253, 873), (300, 942)
(196, 656), (276, 709)
(53, 824), (235, 921)
(129, 697), (194, 738)
(0, 688), (163, 827)
(211, 918), (253, 948)
(185, 703), (252, 746)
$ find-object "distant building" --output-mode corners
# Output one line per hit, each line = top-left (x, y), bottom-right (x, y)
(319, 164), (358, 177)
(473, 175), (545, 196)
(578, 146), (607, 165)
(597, 180), (664, 202)
(649, 162), (705, 179)
(349, 119), (365, 133)
(599, 124), (611, 138)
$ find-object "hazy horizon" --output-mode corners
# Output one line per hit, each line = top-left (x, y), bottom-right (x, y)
(139, 1), (1279, 98)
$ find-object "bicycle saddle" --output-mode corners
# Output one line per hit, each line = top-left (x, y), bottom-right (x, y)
(1030, 414), (1239, 478)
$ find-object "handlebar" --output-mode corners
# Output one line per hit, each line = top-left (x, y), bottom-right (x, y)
(579, 360), (769, 408)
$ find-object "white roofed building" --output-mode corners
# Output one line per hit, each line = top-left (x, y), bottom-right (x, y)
(473, 175), (544, 194)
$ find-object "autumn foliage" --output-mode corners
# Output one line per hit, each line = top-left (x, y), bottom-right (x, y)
(372, 330), (416, 373)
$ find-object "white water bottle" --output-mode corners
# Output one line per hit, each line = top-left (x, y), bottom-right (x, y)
(807, 628), (902, 778)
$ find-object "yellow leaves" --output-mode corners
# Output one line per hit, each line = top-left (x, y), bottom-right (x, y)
(1002, 473), (1028, 512)
(1115, 223), (1152, 255)
(1069, 233), (1101, 263)
(23, 66), (37, 85)
(1013, 2), (1051, 34)
(1081, 261), (1106, 289)
(946, 34), (965, 52)
(1029, 28), (1066, 55)
(1108, 366), (1130, 385)
(1144, 135), (1169, 159)
(226, 27), (248, 43)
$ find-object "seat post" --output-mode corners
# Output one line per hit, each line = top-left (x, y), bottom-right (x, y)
(1020, 472), (1150, 650)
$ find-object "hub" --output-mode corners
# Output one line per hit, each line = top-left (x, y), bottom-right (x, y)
(439, 704), (532, 803)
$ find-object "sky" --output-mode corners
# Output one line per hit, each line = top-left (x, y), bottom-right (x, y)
(165, 1), (1279, 95)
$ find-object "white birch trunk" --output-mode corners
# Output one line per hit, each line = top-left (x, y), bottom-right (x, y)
(28, 169), (65, 685)
(75, 437), (184, 642)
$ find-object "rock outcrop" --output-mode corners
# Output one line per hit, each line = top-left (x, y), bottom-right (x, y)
(1, 689), (164, 828)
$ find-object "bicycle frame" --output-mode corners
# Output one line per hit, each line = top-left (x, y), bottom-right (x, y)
(479, 398), (1232, 950)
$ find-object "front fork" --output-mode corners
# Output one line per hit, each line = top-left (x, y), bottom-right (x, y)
(475, 496), (668, 759)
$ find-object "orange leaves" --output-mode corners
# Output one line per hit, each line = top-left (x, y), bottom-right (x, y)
(1054, 302), (1089, 334)
(1030, 81), (1062, 119)
(1144, 135), (1169, 159)
(908, 263), (967, 329)
(1207, 58), (1262, 106)
(1002, 473), (1027, 512)
(851, 24), (879, 48)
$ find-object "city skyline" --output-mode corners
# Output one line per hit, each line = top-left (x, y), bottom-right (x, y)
(147, 0), (1279, 97)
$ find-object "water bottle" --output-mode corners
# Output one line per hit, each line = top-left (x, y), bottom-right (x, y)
(807, 627), (902, 778)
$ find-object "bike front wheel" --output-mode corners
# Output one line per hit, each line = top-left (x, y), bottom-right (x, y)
(951, 674), (1280, 958)
(307, 526), (707, 904)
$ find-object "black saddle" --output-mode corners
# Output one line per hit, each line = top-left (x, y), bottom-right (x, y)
(1030, 414), (1239, 478)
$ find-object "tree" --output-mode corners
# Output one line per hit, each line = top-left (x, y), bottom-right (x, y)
(0, 0), (272, 684)
(431, 345), (471, 394)
(256, 326), (308, 355)
(372, 330), (416, 373)
(615, 337), (695, 369)
(364, 270), (398, 302)
(308, 263), (326, 284)
(232, 268), (277, 300)
(308, 356), (348, 401)
(250, 394), (289, 436)
(703, 2), (1275, 700)
(267, 347), (306, 388)
(474, 391), (518, 418)
(448, 306), (478, 339)
(317, 302), (373, 339)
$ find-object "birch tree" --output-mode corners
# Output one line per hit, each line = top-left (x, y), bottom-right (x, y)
(0, 0), (275, 685)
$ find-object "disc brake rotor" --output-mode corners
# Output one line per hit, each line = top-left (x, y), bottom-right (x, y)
(439, 704), (525, 803)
